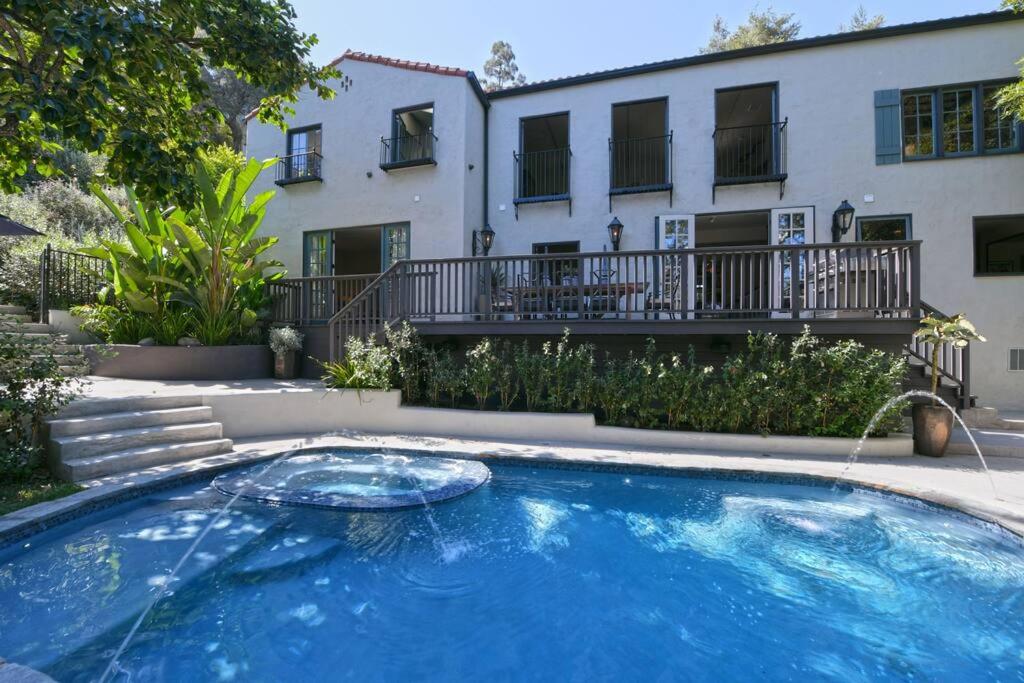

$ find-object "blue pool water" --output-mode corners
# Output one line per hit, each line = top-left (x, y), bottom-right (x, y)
(1, 452), (1023, 681)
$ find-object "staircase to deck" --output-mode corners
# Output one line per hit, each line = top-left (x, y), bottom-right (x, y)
(1, 304), (89, 376)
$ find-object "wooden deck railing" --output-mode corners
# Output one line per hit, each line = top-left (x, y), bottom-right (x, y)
(268, 274), (377, 325)
(328, 241), (922, 358)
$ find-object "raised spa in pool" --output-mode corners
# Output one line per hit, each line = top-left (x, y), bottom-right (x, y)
(1, 448), (1022, 681)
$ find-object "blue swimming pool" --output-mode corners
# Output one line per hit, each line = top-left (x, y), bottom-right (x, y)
(1, 451), (1022, 681)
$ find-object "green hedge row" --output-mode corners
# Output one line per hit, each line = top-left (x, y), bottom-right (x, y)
(324, 323), (908, 438)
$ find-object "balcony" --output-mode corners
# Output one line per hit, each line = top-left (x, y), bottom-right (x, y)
(275, 151), (323, 186)
(608, 133), (673, 209)
(712, 119), (787, 202)
(379, 132), (437, 171)
(513, 147), (572, 218)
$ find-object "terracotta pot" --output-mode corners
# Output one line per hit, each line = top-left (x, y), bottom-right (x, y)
(912, 403), (954, 457)
(274, 351), (298, 380)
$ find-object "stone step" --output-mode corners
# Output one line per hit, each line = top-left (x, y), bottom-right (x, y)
(0, 321), (51, 334)
(48, 406), (215, 438)
(59, 438), (235, 481)
(57, 394), (205, 418)
(51, 421), (224, 460)
(0, 304), (27, 315)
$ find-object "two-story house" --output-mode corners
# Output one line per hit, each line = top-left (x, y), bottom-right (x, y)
(246, 10), (1024, 409)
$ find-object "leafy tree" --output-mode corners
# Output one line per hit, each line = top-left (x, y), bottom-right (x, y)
(840, 5), (885, 32)
(0, 0), (337, 201)
(997, 0), (1024, 118)
(700, 6), (801, 54)
(202, 68), (267, 152)
(482, 41), (527, 91)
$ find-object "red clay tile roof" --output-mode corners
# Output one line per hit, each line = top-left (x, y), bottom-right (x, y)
(330, 50), (468, 77)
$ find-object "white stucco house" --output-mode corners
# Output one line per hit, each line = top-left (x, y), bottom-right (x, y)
(246, 10), (1024, 409)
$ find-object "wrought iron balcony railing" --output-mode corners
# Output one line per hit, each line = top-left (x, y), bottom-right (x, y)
(275, 151), (323, 186)
(609, 133), (673, 193)
(712, 119), (788, 185)
(514, 147), (571, 203)
(380, 132), (437, 171)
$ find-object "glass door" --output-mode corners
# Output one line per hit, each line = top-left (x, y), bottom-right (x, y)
(770, 207), (814, 315)
(656, 214), (695, 318)
(303, 230), (334, 321)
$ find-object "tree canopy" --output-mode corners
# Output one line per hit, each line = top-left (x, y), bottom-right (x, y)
(840, 6), (885, 32)
(0, 0), (338, 200)
(700, 7), (801, 54)
(998, 0), (1024, 118)
(482, 41), (527, 91)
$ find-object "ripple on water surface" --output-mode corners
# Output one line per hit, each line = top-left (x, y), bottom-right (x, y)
(0, 456), (1022, 682)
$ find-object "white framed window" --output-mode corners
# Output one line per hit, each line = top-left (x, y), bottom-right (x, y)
(1010, 348), (1024, 372)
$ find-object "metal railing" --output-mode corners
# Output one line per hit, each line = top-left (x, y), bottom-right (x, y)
(609, 133), (672, 191)
(514, 147), (571, 201)
(268, 274), (378, 325)
(713, 120), (787, 183)
(380, 132), (436, 169)
(906, 300), (972, 408)
(275, 151), (323, 184)
(38, 244), (105, 323)
(328, 241), (922, 359)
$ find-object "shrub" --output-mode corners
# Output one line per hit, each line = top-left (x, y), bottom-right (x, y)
(0, 328), (83, 478)
(269, 327), (304, 355)
(657, 349), (714, 431)
(321, 337), (392, 390)
(494, 340), (519, 411)
(515, 340), (551, 412)
(438, 353), (467, 408)
(465, 338), (499, 410)
(384, 321), (426, 405)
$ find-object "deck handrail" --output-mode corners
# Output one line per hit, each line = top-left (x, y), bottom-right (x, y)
(326, 241), (922, 361)
(905, 299), (972, 408)
(269, 273), (378, 325)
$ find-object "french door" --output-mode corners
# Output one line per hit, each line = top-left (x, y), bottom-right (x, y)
(655, 214), (695, 317)
(770, 207), (814, 315)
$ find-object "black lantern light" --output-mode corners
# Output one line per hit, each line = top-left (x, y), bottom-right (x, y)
(607, 216), (624, 251)
(472, 224), (495, 256)
(831, 199), (855, 242)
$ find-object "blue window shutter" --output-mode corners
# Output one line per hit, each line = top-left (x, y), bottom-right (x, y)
(874, 89), (902, 165)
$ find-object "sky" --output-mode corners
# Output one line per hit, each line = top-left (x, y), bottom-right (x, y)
(288, 0), (1003, 83)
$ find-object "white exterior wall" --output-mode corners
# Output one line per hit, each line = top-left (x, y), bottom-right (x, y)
(486, 22), (1024, 408)
(246, 58), (485, 276)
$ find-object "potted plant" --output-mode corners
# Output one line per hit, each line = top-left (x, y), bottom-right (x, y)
(269, 326), (304, 379)
(911, 313), (985, 456)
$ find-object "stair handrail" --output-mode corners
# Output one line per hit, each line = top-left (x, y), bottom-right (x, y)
(905, 300), (971, 408)
(326, 260), (408, 360)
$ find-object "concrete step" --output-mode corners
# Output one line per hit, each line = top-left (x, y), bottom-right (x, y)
(58, 366), (90, 377)
(58, 394), (204, 418)
(51, 421), (224, 460)
(54, 344), (81, 354)
(0, 322), (51, 334)
(0, 304), (27, 315)
(2, 332), (54, 343)
(0, 313), (33, 323)
(949, 427), (1024, 458)
(961, 407), (1024, 432)
(59, 438), (235, 481)
(48, 406), (215, 438)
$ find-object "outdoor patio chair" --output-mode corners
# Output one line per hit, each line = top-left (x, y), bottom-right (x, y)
(587, 268), (619, 319)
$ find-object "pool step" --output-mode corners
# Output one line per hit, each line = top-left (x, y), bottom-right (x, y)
(49, 395), (234, 481)
(58, 439), (236, 481)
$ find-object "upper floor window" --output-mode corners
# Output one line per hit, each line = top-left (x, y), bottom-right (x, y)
(983, 85), (1018, 152)
(713, 83), (787, 195)
(516, 113), (570, 201)
(381, 104), (436, 170)
(902, 81), (1020, 161)
(610, 98), (670, 191)
(276, 125), (322, 185)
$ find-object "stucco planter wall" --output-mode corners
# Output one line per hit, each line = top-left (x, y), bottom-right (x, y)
(83, 344), (272, 381)
(193, 387), (913, 457)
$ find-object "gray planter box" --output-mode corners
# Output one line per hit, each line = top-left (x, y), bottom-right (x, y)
(84, 344), (273, 381)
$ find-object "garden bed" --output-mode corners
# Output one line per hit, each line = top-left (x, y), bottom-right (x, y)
(83, 344), (272, 381)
